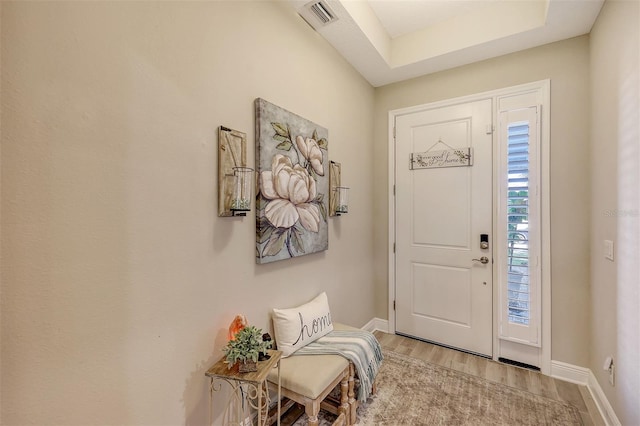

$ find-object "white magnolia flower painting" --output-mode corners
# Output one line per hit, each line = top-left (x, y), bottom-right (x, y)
(255, 99), (329, 264)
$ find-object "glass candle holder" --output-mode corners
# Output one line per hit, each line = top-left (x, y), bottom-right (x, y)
(230, 167), (253, 212)
(335, 186), (349, 214)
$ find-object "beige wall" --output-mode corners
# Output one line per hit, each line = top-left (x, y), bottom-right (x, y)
(589, 1), (640, 424)
(373, 36), (592, 367)
(3, 0), (639, 424)
(0, 2), (375, 424)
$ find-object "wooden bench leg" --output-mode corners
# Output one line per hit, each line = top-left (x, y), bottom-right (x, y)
(348, 363), (357, 425)
(334, 412), (346, 426)
(339, 370), (349, 423)
(305, 400), (320, 426)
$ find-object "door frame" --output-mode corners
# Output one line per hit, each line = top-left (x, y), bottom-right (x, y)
(388, 80), (551, 374)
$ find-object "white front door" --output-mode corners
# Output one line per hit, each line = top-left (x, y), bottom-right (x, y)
(394, 99), (493, 356)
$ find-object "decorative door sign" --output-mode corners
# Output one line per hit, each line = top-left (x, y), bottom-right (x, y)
(410, 148), (473, 170)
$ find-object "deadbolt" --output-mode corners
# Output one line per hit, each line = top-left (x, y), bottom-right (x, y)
(480, 234), (489, 249)
(472, 256), (489, 264)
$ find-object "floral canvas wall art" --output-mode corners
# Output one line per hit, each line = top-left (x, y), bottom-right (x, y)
(255, 99), (329, 264)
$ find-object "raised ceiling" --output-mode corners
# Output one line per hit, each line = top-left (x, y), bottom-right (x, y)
(289, 0), (604, 87)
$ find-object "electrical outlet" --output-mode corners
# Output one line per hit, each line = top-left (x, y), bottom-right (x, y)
(604, 240), (614, 261)
(609, 363), (615, 386)
(603, 356), (615, 386)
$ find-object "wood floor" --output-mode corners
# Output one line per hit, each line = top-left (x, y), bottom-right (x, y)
(374, 331), (605, 426)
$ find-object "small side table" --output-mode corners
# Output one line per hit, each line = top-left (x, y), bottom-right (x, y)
(206, 350), (282, 426)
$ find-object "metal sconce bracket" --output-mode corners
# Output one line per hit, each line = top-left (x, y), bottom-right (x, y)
(218, 126), (250, 217)
(329, 161), (348, 216)
(329, 161), (340, 216)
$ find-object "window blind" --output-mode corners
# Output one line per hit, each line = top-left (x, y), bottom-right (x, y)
(507, 123), (530, 325)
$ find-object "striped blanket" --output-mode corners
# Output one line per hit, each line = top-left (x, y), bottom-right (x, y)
(295, 329), (383, 402)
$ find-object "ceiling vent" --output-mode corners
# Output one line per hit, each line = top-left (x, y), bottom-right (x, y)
(304, 0), (338, 26)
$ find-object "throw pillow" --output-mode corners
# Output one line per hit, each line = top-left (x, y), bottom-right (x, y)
(272, 292), (333, 357)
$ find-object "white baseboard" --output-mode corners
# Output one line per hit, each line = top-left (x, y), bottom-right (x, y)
(551, 360), (590, 385)
(551, 360), (621, 426)
(587, 370), (621, 426)
(362, 317), (389, 333)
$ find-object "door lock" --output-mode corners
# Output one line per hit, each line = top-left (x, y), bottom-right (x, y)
(472, 256), (489, 264)
(480, 234), (489, 250)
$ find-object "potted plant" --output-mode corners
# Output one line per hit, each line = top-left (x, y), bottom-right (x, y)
(223, 325), (272, 372)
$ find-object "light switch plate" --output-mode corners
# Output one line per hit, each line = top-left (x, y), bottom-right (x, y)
(604, 240), (614, 261)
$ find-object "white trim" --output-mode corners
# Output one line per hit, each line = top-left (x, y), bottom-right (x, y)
(587, 370), (622, 426)
(387, 80), (551, 375)
(550, 360), (621, 426)
(361, 317), (389, 333)
(539, 80), (551, 376)
(388, 112), (396, 335)
(551, 360), (590, 385)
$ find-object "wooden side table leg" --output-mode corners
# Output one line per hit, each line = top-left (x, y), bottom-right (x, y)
(258, 382), (263, 426)
(277, 360), (281, 426)
(209, 378), (213, 426)
(260, 381), (270, 426)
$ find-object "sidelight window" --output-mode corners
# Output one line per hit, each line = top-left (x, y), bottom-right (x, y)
(507, 122), (531, 325)
(498, 106), (540, 346)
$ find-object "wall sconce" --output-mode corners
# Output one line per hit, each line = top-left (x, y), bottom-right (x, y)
(218, 126), (253, 217)
(230, 166), (253, 215)
(329, 161), (349, 216)
(334, 186), (349, 215)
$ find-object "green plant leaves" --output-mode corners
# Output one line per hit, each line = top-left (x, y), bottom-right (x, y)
(223, 326), (272, 367)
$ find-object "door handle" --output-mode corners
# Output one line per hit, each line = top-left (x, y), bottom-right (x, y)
(472, 256), (489, 264)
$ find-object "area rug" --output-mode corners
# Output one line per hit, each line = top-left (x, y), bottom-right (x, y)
(293, 349), (582, 425)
